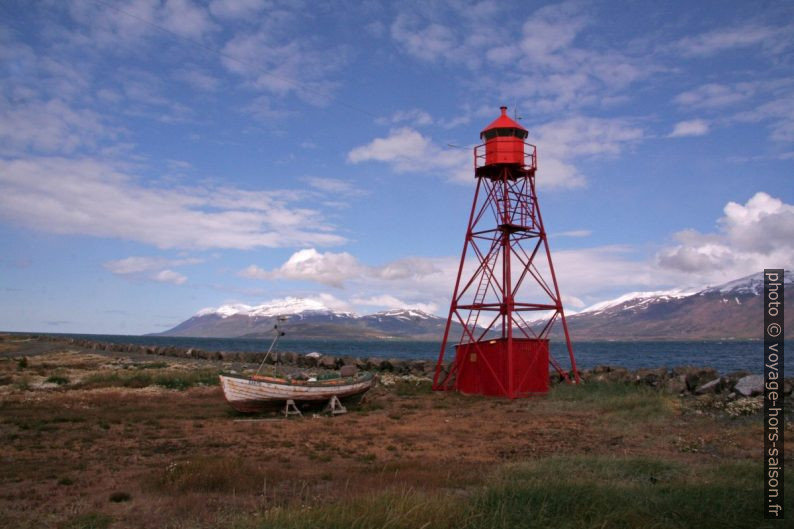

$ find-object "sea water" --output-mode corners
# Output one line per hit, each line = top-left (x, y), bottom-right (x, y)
(42, 333), (786, 375)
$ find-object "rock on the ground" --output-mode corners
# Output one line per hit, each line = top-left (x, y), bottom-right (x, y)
(664, 374), (688, 394)
(318, 355), (337, 369)
(695, 377), (723, 395)
(734, 374), (764, 397)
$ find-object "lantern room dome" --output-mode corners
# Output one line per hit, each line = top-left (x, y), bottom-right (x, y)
(480, 106), (528, 141)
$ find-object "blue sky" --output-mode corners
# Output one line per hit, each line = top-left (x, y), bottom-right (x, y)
(1, 0), (793, 335)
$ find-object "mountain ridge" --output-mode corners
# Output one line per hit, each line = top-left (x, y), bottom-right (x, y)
(154, 272), (792, 340)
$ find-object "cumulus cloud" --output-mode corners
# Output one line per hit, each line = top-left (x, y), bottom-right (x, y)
(347, 127), (470, 183)
(657, 192), (794, 281)
(239, 249), (363, 287)
(240, 249), (446, 288)
(104, 256), (201, 285)
(236, 191), (794, 316)
(350, 294), (438, 314)
(348, 115), (642, 189)
(0, 157), (345, 250)
(533, 116), (644, 188)
(153, 269), (188, 285)
(240, 249), (454, 313)
(669, 119), (710, 137)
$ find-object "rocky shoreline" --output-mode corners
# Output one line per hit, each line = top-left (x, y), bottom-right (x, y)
(20, 334), (790, 399)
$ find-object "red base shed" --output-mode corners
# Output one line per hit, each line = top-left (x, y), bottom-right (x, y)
(454, 338), (549, 398)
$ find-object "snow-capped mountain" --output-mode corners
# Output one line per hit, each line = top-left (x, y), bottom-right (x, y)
(559, 271), (792, 340)
(155, 298), (455, 340)
(578, 288), (699, 316)
(155, 272), (791, 340)
(195, 297), (356, 319)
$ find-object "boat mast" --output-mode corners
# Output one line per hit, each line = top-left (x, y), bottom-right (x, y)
(255, 316), (287, 376)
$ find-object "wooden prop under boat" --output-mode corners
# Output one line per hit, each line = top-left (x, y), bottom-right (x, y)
(219, 371), (376, 413)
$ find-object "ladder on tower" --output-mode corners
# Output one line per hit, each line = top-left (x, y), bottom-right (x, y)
(463, 265), (491, 342)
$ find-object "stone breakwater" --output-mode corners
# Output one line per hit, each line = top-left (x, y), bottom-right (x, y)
(39, 335), (793, 397)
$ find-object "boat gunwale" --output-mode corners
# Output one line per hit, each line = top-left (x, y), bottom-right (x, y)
(219, 371), (375, 388)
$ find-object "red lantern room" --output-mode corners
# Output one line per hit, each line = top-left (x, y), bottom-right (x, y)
(479, 106), (529, 166)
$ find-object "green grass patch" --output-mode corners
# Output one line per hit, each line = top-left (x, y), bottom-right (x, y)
(237, 455), (791, 529)
(135, 361), (169, 369)
(78, 368), (220, 390)
(248, 487), (460, 529)
(62, 512), (112, 529)
(46, 375), (70, 385)
(547, 381), (674, 420)
(462, 455), (791, 529)
(392, 379), (433, 397)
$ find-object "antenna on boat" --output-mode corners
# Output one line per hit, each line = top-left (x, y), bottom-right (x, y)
(255, 316), (288, 376)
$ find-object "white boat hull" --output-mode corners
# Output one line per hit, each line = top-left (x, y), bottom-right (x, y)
(219, 373), (375, 413)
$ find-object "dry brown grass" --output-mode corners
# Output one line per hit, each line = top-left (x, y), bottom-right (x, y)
(0, 337), (781, 528)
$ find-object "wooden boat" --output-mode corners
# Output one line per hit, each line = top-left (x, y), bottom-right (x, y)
(219, 371), (376, 413)
(219, 317), (374, 413)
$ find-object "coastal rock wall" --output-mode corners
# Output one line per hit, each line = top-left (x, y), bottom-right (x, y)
(39, 335), (792, 397)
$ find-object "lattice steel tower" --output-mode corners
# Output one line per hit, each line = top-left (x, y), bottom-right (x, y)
(433, 107), (579, 398)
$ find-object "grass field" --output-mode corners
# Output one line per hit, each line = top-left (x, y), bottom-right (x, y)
(0, 335), (790, 528)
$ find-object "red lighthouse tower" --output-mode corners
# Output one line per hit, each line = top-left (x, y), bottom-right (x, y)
(432, 107), (579, 398)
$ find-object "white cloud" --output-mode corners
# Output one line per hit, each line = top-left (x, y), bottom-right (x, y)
(377, 108), (434, 127)
(173, 66), (220, 91)
(553, 230), (592, 238)
(208, 0), (264, 19)
(347, 127), (470, 183)
(518, 1), (588, 67)
(669, 119), (710, 137)
(240, 249), (446, 288)
(733, 93), (794, 143)
(533, 116), (644, 188)
(153, 269), (188, 285)
(220, 28), (345, 105)
(348, 116), (642, 189)
(104, 256), (201, 285)
(497, 2), (654, 114)
(657, 192), (794, 281)
(240, 249), (454, 313)
(303, 177), (365, 196)
(674, 83), (757, 108)
(67, 0), (217, 45)
(390, 15), (460, 63)
(0, 96), (108, 155)
(161, 0), (216, 39)
(240, 249), (363, 287)
(0, 157), (345, 250)
(104, 256), (199, 275)
(351, 294), (438, 314)
(675, 24), (791, 56)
